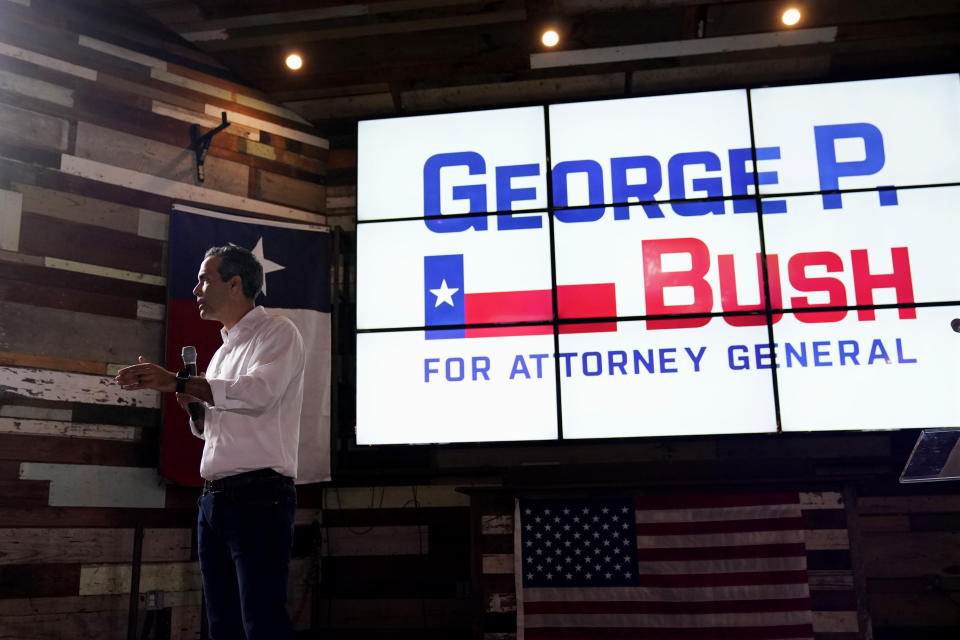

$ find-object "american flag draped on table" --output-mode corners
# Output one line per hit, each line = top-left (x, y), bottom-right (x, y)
(516, 493), (814, 640)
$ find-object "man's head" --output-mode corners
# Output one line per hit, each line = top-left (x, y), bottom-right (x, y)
(193, 245), (262, 328)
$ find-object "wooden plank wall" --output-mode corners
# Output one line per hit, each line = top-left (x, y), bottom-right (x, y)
(0, 0), (336, 637)
(857, 488), (960, 639)
(301, 483), (474, 640)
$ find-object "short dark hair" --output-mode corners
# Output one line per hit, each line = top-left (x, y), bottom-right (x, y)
(204, 244), (263, 300)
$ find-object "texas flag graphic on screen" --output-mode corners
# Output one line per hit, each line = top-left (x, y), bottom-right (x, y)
(424, 254), (618, 339)
(161, 205), (331, 486)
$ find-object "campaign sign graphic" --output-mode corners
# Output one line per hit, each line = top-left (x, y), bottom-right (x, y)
(559, 320), (776, 439)
(548, 90), (753, 210)
(356, 330), (558, 444)
(357, 213), (554, 330)
(358, 106), (547, 221)
(761, 188), (960, 309)
(751, 75), (960, 198)
(775, 306), (960, 432)
(356, 74), (960, 446)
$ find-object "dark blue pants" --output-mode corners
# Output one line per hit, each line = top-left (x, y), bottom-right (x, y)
(197, 477), (296, 640)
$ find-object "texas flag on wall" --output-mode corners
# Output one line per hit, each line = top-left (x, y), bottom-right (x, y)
(424, 254), (618, 339)
(161, 205), (331, 486)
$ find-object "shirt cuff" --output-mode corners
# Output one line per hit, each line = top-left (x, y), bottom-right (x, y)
(207, 377), (230, 409)
(188, 416), (205, 440)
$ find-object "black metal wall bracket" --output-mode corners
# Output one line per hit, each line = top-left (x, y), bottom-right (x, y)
(190, 111), (231, 183)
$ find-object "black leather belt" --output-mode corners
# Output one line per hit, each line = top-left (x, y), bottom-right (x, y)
(202, 468), (287, 494)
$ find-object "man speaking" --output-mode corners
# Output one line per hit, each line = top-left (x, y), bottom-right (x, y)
(116, 245), (304, 639)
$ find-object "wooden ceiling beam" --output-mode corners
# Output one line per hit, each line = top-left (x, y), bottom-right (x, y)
(193, 5), (527, 51)
(172, 0), (493, 32)
(530, 26), (837, 69)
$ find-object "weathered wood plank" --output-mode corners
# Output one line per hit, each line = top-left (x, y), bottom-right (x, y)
(0, 479), (49, 506)
(44, 255), (165, 286)
(19, 210), (164, 275)
(859, 514), (911, 532)
(19, 462), (166, 507)
(812, 610), (859, 633)
(867, 591), (960, 627)
(0, 608), (127, 638)
(79, 556), (311, 596)
(0, 306), (163, 371)
(482, 553), (513, 575)
(298, 505), (466, 528)
(77, 34), (166, 71)
(0, 506), (194, 528)
(21, 160), (174, 215)
(0, 593), (128, 615)
(0, 527), (190, 564)
(0, 249), (42, 267)
(256, 169), (325, 212)
(801, 491), (845, 509)
(322, 597), (474, 629)
(324, 525), (428, 557)
(0, 187), (22, 251)
(806, 529), (851, 550)
(0, 67), (73, 107)
(0, 101), (68, 151)
(149, 66), (232, 100)
(0, 563), (81, 597)
(137, 208), (168, 241)
(16, 183), (142, 234)
(60, 154), (326, 224)
(486, 591), (516, 613)
(480, 514), (512, 535)
(0, 433), (147, 466)
(0, 402), (72, 422)
(320, 554), (467, 598)
(204, 105), (329, 150)
(75, 121), (249, 198)
(151, 98), (260, 140)
(858, 495), (960, 514)
(0, 41), (97, 80)
(861, 532), (960, 578)
(0, 258), (164, 303)
(0, 275), (139, 319)
(169, 604), (202, 640)
(322, 485), (470, 510)
(0, 417), (140, 441)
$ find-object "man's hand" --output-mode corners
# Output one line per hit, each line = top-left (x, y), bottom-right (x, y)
(115, 356), (176, 392)
(175, 392), (203, 412)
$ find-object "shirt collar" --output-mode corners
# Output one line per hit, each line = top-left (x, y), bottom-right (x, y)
(220, 306), (266, 344)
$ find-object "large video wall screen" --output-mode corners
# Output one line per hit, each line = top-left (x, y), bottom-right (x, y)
(356, 74), (960, 445)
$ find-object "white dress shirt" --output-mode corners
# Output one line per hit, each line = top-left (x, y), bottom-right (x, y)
(190, 306), (305, 481)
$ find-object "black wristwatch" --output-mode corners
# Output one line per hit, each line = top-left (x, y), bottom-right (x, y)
(175, 369), (190, 393)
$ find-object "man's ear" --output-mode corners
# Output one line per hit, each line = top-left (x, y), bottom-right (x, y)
(229, 274), (243, 294)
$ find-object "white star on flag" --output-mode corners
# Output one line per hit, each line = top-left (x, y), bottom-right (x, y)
(251, 237), (285, 296)
(430, 279), (459, 307)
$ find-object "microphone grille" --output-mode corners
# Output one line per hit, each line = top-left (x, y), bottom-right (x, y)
(182, 345), (197, 362)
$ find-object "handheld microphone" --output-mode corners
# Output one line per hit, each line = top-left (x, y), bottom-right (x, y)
(181, 346), (204, 422)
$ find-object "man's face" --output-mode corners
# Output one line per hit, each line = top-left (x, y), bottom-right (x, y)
(193, 256), (232, 322)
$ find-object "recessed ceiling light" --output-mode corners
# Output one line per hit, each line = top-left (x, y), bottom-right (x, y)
(782, 8), (801, 26)
(285, 53), (303, 70)
(541, 29), (560, 47)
